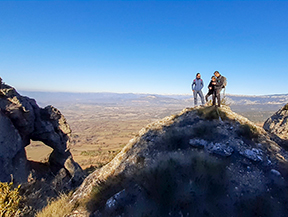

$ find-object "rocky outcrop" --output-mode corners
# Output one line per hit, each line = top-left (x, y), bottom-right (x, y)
(264, 103), (288, 148)
(70, 106), (288, 217)
(0, 111), (28, 183)
(0, 83), (84, 185)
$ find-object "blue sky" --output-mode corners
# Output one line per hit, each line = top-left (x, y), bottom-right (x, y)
(0, 1), (287, 95)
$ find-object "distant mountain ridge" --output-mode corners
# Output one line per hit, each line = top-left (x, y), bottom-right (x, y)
(226, 94), (288, 105)
(19, 90), (288, 106)
(18, 91), (287, 123)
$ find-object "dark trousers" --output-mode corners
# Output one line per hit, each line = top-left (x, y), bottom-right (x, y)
(212, 89), (221, 107)
(205, 91), (215, 102)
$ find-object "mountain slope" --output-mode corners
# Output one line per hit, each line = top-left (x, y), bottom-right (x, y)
(69, 105), (288, 217)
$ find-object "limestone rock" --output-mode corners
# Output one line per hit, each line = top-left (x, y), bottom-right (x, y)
(264, 103), (288, 147)
(0, 84), (83, 185)
(31, 105), (71, 154)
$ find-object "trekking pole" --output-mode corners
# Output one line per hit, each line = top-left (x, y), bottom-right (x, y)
(222, 87), (226, 105)
(216, 107), (223, 123)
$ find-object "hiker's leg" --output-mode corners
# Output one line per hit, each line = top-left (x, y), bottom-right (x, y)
(216, 90), (221, 107)
(193, 91), (197, 106)
(205, 93), (210, 102)
(212, 92), (216, 105)
(196, 91), (201, 105)
(199, 91), (205, 105)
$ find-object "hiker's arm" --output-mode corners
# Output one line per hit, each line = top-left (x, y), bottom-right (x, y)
(191, 81), (195, 90)
(216, 77), (224, 87)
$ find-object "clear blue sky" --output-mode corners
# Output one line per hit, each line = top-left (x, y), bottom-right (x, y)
(1, 1), (287, 95)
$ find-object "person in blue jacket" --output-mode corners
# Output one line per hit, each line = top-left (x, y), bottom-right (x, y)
(191, 73), (205, 106)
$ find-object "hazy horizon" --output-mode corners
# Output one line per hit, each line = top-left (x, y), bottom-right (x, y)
(17, 89), (288, 97)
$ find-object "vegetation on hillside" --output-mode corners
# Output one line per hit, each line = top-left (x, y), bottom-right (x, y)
(0, 182), (21, 217)
(36, 193), (75, 217)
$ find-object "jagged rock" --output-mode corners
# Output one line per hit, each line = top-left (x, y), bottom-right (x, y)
(208, 142), (234, 157)
(189, 139), (234, 157)
(240, 148), (264, 162)
(0, 84), (84, 185)
(264, 103), (288, 147)
(70, 106), (288, 217)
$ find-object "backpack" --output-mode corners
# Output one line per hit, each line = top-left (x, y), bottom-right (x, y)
(222, 76), (227, 88)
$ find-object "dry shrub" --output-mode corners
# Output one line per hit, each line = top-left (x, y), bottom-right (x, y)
(36, 193), (74, 217)
(197, 106), (227, 120)
(236, 124), (259, 140)
(0, 182), (21, 217)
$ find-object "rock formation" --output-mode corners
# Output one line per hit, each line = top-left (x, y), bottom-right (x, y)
(70, 106), (288, 217)
(0, 83), (83, 185)
(264, 103), (288, 148)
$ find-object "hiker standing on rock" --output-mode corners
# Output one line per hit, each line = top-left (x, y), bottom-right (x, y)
(205, 75), (217, 106)
(213, 71), (227, 107)
(191, 73), (205, 106)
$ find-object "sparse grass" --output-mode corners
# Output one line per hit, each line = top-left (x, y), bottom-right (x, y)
(197, 106), (227, 120)
(159, 128), (190, 151)
(236, 124), (259, 140)
(283, 103), (288, 110)
(36, 192), (75, 217)
(86, 175), (125, 213)
(82, 151), (229, 216)
(191, 122), (220, 141)
(0, 182), (21, 217)
(123, 152), (228, 216)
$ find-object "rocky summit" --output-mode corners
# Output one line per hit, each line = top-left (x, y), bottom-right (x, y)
(70, 105), (288, 217)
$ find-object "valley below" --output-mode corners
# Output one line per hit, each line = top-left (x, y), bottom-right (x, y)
(26, 103), (187, 169)
(23, 91), (287, 170)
